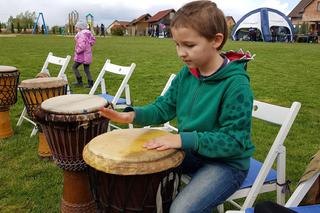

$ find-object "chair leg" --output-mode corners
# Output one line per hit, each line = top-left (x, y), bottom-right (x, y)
(277, 147), (286, 205)
(17, 107), (27, 126)
(217, 204), (225, 213)
(30, 126), (38, 137)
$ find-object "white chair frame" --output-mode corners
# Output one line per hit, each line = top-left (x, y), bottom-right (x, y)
(226, 169), (320, 213)
(16, 52), (71, 137)
(182, 100), (301, 212)
(144, 73), (178, 132)
(89, 59), (136, 129)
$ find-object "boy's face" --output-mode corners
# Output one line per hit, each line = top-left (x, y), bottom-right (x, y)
(171, 27), (219, 72)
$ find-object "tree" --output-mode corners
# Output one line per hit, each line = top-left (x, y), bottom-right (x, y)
(111, 26), (125, 36)
(0, 22), (2, 33)
(17, 21), (21, 33)
(95, 24), (99, 35)
(11, 22), (14, 33)
(7, 11), (36, 34)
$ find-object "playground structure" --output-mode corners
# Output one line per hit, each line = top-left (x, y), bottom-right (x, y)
(68, 10), (79, 34)
(86, 13), (94, 33)
(67, 11), (94, 34)
(32, 13), (48, 35)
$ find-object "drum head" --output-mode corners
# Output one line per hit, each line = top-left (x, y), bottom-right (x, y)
(0, 66), (18, 73)
(19, 77), (67, 89)
(41, 94), (108, 114)
(83, 128), (185, 175)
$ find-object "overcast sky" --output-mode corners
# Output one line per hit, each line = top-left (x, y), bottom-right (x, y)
(0, 0), (300, 27)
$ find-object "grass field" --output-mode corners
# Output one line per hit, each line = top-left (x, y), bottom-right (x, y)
(0, 35), (319, 212)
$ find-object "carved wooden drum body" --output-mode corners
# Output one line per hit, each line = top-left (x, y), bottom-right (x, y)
(0, 66), (20, 139)
(19, 77), (68, 157)
(83, 128), (185, 213)
(36, 94), (110, 212)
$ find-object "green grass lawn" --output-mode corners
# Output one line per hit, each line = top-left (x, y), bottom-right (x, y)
(0, 35), (319, 212)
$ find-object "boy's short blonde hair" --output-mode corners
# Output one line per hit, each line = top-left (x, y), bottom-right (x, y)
(170, 0), (228, 50)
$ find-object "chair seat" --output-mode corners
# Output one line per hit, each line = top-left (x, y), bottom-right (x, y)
(245, 204), (320, 213)
(186, 158), (277, 189)
(99, 93), (127, 105)
(240, 158), (277, 188)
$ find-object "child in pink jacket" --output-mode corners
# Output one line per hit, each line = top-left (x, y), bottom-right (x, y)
(72, 20), (96, 88)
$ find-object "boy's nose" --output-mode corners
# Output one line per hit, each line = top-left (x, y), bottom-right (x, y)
(177, 48), (187, 58)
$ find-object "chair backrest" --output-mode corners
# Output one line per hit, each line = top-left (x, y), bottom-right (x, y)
(242, 100), (301, 208)
(161, 73), (176, 96)
(41, 52), (71, 94)
(41, 52), (71, 80)
(89, 59), (136, 107)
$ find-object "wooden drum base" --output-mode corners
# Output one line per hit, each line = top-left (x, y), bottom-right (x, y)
(38, 132), (52, 158)
(61, 170), (96, 213)
(0, 110), (13, 139)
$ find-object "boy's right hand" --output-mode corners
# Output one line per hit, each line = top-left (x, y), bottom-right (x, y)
(99, 107), (135, 124)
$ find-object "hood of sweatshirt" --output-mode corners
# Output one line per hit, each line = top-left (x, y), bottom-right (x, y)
(189, 49), (255, 82)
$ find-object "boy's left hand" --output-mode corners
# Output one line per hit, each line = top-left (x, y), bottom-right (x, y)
(143, 134), (182, 151)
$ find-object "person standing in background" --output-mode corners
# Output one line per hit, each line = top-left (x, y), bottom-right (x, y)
(100, 23), (105, 37)
(72, 20), (96, 88)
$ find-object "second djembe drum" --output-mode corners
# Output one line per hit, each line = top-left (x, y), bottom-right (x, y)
(83, 128), (185, 213)
(0, 66), (20, 139)
(36, 94), (110, 213)
(19, 77), (67, 157)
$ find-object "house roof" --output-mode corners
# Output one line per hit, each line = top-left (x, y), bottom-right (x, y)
(107, 20), (130, 29)
(117, 21), (130, 26)
(226, 16), (235, 24)
(148, 9), (175, 23)
(288, 0), (314, 18)
(130, 13), (151, 25)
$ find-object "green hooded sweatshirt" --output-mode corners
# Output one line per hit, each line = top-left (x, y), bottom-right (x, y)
(133, 57), (255, 170)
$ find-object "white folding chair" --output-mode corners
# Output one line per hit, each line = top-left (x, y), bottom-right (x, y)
(227, 153), (320, 213)
(144, 73), (178, 132)
(181, 100), (301, 212)
(16, 52), (71, 136)
(89, 59), (136, 129)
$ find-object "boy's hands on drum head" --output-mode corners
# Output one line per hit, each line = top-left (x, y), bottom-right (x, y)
(99, 107), (135, 124)
(143, 134), (182, 151)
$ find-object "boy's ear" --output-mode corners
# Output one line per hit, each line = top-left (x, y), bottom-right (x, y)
(211, 33), (224, 49)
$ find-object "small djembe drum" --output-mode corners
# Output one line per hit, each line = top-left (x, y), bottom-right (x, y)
(19, 77), (67, 157)
(36, 94), (110, 212)
(83, 128), (185, 213)
(0, 66), (20, 139)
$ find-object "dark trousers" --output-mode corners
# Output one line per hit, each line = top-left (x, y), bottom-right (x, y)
(72, 62), (92, 81)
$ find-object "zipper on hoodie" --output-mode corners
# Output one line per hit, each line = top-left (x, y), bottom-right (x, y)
(185, 78), (202, 129)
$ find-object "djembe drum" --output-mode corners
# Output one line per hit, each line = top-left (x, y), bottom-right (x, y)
(36, 94), (110, 212)
(83, 128), (185, 213)
(19, 77), (67, 157)
(0, 66), (20, 139)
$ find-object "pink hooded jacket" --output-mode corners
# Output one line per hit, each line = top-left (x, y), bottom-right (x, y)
(74, 29), (96, 64)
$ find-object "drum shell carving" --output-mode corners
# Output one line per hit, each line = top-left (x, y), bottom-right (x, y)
(0, 69), (20, 111)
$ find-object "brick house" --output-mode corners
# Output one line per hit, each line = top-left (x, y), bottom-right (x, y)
(127, 14), (151, 36)
(106, 20), (130, 35)
(288, 0), (320, 34)
(226, 16), (236, 28)
(147, 9), (175, 37)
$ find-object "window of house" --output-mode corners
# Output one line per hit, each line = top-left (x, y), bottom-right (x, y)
(318, 2), (320, 12)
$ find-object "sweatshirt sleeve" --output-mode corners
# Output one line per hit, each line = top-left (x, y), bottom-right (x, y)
(132, 74), (179, 126)
(180, 83), (254, 159)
